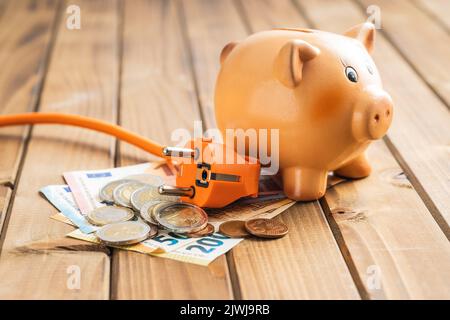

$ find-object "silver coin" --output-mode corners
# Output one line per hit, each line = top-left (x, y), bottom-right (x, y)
(99, 179), (135, 204)
(124, 173), (164, 186)
(86, 206), (135, 226)
(131, 185), (179, 211)
(153, 202), (208, 233)
(139, 200), (169, 226)
(113, 181), (148, 208)
(96, 221), (153, 246)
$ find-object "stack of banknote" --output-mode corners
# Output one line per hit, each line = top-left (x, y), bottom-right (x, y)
(41, 162), (304, 266)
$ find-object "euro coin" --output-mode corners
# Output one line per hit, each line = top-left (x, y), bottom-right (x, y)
(139, 200), (169, 226)
(154, 202), (208, 233)
(131, 185), (179, 211)
(113, 181), (147, 208)
(99, 179), (134, 204)
(124, 173), (164, 186)
(219, 220), (250, 238)
(245, 218), (288, 239)
(96, 221), (152, 245)
(187, 223), (215, 238)
(86, 206), (135, 226)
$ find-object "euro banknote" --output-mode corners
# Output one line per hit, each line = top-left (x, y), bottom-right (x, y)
(40, 185), (97, 234)
(46, 198), (243, 265)
(67, 227), (242, 266)
(63, 162), (176, 215)
(43, 185), (201, 253)
(58, 161), (347, 265)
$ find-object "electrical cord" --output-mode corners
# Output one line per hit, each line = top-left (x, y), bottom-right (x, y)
(0, 112), (165, 157)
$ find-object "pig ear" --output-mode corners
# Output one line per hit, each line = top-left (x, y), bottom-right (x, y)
(220, 42), (239, 65)
(344, 22), (376, 54)
(274, 40), (320, 88)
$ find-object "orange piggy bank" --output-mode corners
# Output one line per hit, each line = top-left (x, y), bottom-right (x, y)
(215, 23), (393, 201)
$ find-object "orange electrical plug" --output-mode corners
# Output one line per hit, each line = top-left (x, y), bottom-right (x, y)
(0, 112), (261, 208)
(160, 138), (261, 208)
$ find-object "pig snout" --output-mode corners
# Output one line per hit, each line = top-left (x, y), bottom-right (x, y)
(353, 86), (393, 141)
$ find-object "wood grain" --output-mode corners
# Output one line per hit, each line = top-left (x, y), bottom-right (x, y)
(231, 202), (360, 299)
(180, 0), (249, 130)
(0, 0), (58, 184)
(113, 0), (233, 299)
(414, 0), (450, 32)
(327, 141), (450, 299)
(0, 0), (118, 299)
(184, 0), (359, 299)
(358, 0), (450, 107)
(294, 0), (450, 299)
(0, 185), (12, 235)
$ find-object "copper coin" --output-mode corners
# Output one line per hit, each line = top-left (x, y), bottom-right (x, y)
(186, 223), (215, 238)
(219, 220), (250, 238)
(245, 218), (288, 239)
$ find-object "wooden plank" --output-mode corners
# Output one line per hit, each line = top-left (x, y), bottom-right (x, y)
(231, 203), (361, 299)
(0, 0), (118, 299)
(358, 0), (450, 107)
(0, 0), (58, 184)
(327, 141), (450, 299)
(295, 0), (450, 299)
(113, 0), (233, 299)
(235, 0), (307, 30)
(183, 0), (359, 299)
(297, 0), (450, 226)
(414, 0), (450, 32)
(180, 0), (249, 130)
(0, 1), (6, 20)
(0, 185), (12, 235)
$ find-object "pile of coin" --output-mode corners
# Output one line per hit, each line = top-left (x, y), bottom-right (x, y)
(91, 174), (214, 246)
(219, 218), (289, 239)
(91, 173), (289, 247)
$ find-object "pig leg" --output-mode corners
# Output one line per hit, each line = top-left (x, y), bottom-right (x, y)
(334, 153), (372, 179)
(282, 167), (327, 201)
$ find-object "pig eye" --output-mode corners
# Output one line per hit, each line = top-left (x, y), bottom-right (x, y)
(345, 66), (358, 83)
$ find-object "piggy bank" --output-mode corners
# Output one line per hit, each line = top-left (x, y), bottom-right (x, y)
(215, 23), (393, 201)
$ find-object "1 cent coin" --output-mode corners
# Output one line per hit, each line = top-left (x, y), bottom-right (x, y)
(244, 218), (288, 239)
(219, 220), (250, 238)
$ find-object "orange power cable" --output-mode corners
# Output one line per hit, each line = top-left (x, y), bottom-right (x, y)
(0, 113), (165, 157)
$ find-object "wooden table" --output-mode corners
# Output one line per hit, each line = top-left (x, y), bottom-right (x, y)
(0, 0), (449, 299)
